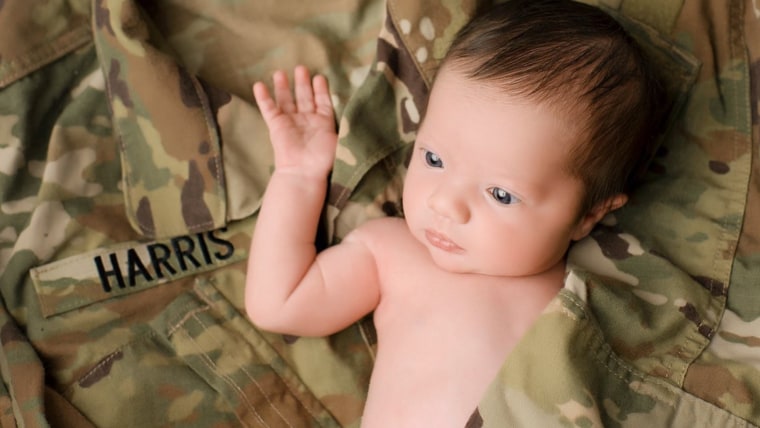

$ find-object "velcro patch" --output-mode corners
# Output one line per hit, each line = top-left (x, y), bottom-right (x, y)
(30, 228), (246, 317)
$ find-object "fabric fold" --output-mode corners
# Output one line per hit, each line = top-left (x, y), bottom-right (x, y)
(92, 0), (228, 239)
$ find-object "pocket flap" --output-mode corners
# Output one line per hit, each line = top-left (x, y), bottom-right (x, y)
(93, 0), (230, 239)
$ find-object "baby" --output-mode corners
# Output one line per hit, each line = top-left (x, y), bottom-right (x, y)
(246, 0), (663, 426)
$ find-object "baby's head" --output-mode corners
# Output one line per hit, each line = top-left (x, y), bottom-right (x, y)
(402, 0), (664, 276)
(403, 0), (660, 276)
(440, 0), (664, 215)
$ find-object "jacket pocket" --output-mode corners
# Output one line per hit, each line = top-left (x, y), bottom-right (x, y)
(65, 278), (340, 427)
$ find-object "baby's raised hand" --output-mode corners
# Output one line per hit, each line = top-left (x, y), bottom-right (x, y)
(253, 66), (337, 178)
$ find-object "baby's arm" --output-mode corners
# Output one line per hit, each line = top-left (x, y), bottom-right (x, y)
(245, 66), (380, 336)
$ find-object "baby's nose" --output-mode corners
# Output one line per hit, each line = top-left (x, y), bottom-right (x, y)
(427, 187), (470, 224)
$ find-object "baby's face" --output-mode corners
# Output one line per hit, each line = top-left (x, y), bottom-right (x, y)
(402, 67), (589, 277)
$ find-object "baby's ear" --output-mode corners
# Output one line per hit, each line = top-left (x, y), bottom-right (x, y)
(571, 193), (628, 241)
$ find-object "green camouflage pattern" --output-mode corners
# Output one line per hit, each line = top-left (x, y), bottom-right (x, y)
(0, 0), (382, 426)
(1, 0), (759, 427)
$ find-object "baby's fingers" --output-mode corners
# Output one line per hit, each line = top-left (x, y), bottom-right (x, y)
(272, 70), (296, 114)
(252, 81), (280, 124)
(312, 74), (334, 120)
(294, 66), (315, 114)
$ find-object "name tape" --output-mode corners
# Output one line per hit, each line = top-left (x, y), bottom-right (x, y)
(30, 228), (246, 317)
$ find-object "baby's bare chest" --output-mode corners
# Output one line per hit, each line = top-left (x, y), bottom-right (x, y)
(359, 222), (555, 425)
(373, 276), (518, 371)
(370, 238), (525, 368)
(365, 276), (520, 425)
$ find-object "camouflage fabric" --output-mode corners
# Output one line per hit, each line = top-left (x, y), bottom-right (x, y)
(1, 1), (759, 428)
(0, 0), (383, 426)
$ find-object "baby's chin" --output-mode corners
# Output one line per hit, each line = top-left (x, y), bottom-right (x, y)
(423, 246), (501, 276)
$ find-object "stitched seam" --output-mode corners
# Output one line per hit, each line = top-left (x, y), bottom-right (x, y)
(195, 280), (327, 424)
(167, 305), (211, 337)
(30, 245), (136, 311)
(190, 312), (298, 428)
(708, 0), (740, 334)
(189, 73), (226, 230)
(67, 329), (161, 397)
(558, 291), (751, 418)
(0, 26), (92, 88)
(31, 248), (244, 318)
(77, 347), (125, 387)
(703, 0), (750, 347)
(239, 340), (319, 424)
(561, 292), (690, 413)
(561, 293), (648, 385)
(710, 0), (736, 334)
(178, 327), (264, 428)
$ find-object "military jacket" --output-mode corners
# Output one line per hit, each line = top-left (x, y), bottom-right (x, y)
(0, 0), (759, 427)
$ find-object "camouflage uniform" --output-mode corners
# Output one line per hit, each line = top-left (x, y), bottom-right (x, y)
(0, 0), (758, 427)
(1, 1), (381, 426)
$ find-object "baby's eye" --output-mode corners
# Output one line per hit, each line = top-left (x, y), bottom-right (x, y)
(488, 187), (520, 205)
(424, 150), (443, 168)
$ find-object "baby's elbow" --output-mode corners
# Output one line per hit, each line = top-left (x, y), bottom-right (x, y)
(245, 300), (281, 333)
(247, 312), (284, 334)
(246, 301), (331, 337)
(242, 282), (273, 322)
(246, 298), (309, 336)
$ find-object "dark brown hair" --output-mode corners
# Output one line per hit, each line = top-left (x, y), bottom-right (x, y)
(441, 0), (665, 214)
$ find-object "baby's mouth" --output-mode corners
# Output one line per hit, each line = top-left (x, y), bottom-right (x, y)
(424, 229), (464, 253)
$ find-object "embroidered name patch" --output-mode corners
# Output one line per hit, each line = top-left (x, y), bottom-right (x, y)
(30, 228), (246, 317)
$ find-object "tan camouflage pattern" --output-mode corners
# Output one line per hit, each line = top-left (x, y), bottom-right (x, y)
(1, 0), (759, 427)
(1, 0), (382, 426)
